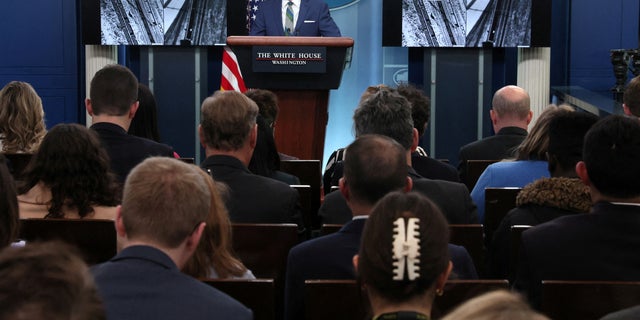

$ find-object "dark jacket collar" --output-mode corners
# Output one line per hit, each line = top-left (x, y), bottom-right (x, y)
(111, 245), (178, 271)
(90, 122), (128, 135)
(496, 126), (528, 136)
(339, 218), (367, 234)
(201, 155), (251, 174)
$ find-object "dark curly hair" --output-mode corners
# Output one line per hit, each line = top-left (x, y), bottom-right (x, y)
(18, 123), (120, 218)
(397, 83), (431, 137)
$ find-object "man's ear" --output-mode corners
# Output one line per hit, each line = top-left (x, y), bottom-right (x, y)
(576, 161), (590, 186)
(198, 125), (207, 148)
(489, 109), (498, 125)
(339, 177), (350, 201)
(115, 205), (127, 238)
(525, 110), (533, 125)
(85, 99), (94, 116)
(249, 123), (258, 149)
(623, 104), (632, 116)
(186, 222), (206, 252)
(403, 177), (413, 193)
(352, 254), (359, 273)
(128, 101), (140, 119)
(410, 128), (419, 152)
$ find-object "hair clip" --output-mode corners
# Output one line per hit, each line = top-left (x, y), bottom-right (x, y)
(392, 217), (421, 281)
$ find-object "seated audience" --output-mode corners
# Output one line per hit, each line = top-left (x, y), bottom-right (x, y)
(488, 111), (598, 279)
(248, 115), (300, 185)
(0, 241), (106, 320)
(319, 87), (477, 225)
(458, 85), (532, 183)
(17, 124), (120, 219)
(514, 115), (640, 307)
(355, 191), (452, 319)
(0, 154), (19, 248)
(86, 65), (174, 182)
(91, 157), (252, 320)
(199, 90), (301, 225)
(622, 75), (640, 117)
(285, 135), (477, 320)
(470, 105), (570, 222)
(441, 290), (548, 320)
(0, 81), (46, 153)
(183, 169), (254, 279)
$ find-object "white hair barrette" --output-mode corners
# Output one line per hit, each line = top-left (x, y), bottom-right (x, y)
(392, 217), (421, 281)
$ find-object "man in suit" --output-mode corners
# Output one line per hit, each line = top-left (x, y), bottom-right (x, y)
(514, 115), (640, 307)
(457, 85), (532, 183)
(622, 75), (640, 117)
(249, 0), (341, 36)
(285, 135), (478, 320)
(319, 87), (478, 225)
(91, 157), (252, 320)
(198, 90), (301, 226)
(86, 64), (173, 182)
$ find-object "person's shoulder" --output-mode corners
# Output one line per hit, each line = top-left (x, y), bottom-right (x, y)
(130, 135), (173, 154)
(290, 232), (341, 258)
(413, 177), (467, 192)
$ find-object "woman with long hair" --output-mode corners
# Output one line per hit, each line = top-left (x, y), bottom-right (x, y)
(0, 81), (46, 153)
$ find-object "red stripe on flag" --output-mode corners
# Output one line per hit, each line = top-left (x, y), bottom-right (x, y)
(220, 46), (247, 92)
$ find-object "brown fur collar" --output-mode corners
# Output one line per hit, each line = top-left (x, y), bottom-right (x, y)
(516, 177), (591, 213)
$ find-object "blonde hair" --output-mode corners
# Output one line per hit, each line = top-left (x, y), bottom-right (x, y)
(441, 290), (549, 320)
(183, 169), (248, 278)
(0, 81), (46, 153)
(515, 105), (572, 161)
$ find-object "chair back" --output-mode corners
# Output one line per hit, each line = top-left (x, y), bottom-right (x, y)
(508, 225), (531, 281)
(484, 187), (522, 247)
(319, 223), (342, 236)
(291, 184), (313, 236)
(464, 160), (499, 191)
(541, 280), (640, 319)
(280, 160), (322, 228)
(19, 218), (116, 265)
(202, 279), (275, 320)
(449, 224), (485, 276)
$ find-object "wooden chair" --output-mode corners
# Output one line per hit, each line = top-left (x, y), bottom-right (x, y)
(19, 218), (116, 265)
(291, 184), (313, 237)
(202, 279), (276, 320)
(463, 159), (499, 191)
(3, 153), (33, 181)
(541, 280), (640, 319)
(449, 224), (485, 276)
(304, 279), (509, 320)
(484, 187), (522, 248)
(508, 225), (531, 281)
(319, 223), (342, 236)
(178, 157), (195, 164)
(280, 160), (322, 229)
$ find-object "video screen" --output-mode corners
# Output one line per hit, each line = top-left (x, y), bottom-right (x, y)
(383, 0), (551, 48)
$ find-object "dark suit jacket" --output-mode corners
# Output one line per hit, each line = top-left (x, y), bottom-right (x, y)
(411, 152), (460, 183)
(284, 218), (477, 320)
(202, 155), (301, 226)
(249, 0), (341, 36)
(319, 168), (478, 225)
(91, 122), (174, 182)
(514, 202), (640, 307)
(92, 245), (252, 320)
(457, 126), (527, 181)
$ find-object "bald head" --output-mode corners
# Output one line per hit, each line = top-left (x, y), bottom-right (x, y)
(490, 85), (532, 131)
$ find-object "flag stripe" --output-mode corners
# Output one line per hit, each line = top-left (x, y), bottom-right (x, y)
(220, 46), (247, 92)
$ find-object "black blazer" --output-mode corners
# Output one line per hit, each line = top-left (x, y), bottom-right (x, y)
(411, 152), (460, 183)
(201, 155), (301, 226)
(514, 202), (640, 307)
(91, 122), (173, 182)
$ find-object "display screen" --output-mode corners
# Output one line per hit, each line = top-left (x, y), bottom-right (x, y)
(383, 0), (551, 48)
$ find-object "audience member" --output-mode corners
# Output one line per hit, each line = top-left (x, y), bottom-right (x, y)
(248, 115), (300, 185)
(0, 81), (46, 153)
(285, 135), (477, 320)
(183, 169), (254, 279)
(199, 90), (301, 225)
(245, 88), (298, 160)
(0, 241), (106, 320)
(470, 105), (568, 222)
(397, 82), (460, 182)
(86, 64), (173, 182)
(441, 290), (549, 320)
(487, 111), (598, 279)
(128, 83), (161, 142)
(91, 157), (252, 320)
(514, 115), (640, 307)
(319, 87), (478, 225)
(17, 124), (120, 219)
(600, 305), (640, 320)
(458, 85), (532, 182)
(355, 191), (452, 319)
(0, 154), (19, 248)
(622, 75), (640, 117)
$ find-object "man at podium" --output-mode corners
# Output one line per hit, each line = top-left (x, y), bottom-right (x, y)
(249, 0), (341, 37)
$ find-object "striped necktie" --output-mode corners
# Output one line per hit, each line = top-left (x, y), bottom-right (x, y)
(285, 1), (294, 36)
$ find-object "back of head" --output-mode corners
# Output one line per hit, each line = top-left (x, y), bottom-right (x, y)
(248, 115), (281, 177)
(200, 90), (259, 151)
(492, 85), (531, 121)
(128, 83), (160, 142)
(624, 76), (640, 116)
(353, 87), (414, 150)
(343, 135), (408, 205)
(0, 154), (19, 247)
(583, 115), (640, 199)
(19, 123), (120, 218)
(245, 89), (279, 130)
(89, 64), (138, 116)
(122, 157), (210, 248)
(515, 105), (572, 161)
(0, 242), (105, 320)
(441, 290), (548, 320)
(546, 111), (599, 176)
(358, 192), (450, 303)
(0, 81), (46, 153)
(396, 83), (430, 137)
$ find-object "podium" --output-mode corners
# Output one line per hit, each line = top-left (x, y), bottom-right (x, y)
(226, 36), (354, 160)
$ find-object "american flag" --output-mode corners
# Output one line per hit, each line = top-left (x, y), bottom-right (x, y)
(246, 0), (265, 33)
